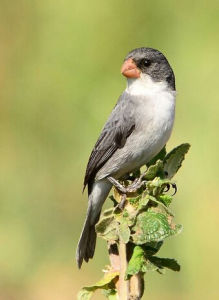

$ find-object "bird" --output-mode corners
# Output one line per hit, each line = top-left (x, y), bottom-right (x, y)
(76, 47), (176, 268)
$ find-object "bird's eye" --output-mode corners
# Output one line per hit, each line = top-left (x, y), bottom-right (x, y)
(142, 59), (151, 67)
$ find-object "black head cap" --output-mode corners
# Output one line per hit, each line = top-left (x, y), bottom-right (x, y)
(125, 47), (175, 90)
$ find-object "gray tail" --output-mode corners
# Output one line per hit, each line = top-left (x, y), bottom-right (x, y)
(76, 179), (112, 268)
(76, 203), (100, 269)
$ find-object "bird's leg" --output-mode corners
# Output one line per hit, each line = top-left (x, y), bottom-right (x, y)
(125, 170), (147, 193)
(107, 176), (127, 194)
(107, 173), (147, 210)
(171, 183), (177, 195)
(107, 177), (127, 209)
(108, 171), (147, 195)
(118, 194), (127, 210)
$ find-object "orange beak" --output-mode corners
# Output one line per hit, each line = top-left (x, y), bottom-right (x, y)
(121, 58), (140, 78)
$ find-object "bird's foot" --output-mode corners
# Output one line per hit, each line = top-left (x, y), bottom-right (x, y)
(107, 177), (127, 194)
(108, 172), (146, 194)
(107, 177), (127, 209)
(108, 173), (147, 210)
(125, 170), (147, 193)
(163, 182), (177, 195)
(118, 194), (127, 209)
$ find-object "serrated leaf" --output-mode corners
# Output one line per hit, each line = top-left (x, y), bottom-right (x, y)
(77, 272), (119, 300)
(144, 160), (164, 180)
(96, 216), (118, 242)
(118, 220), (130, 243)
(125, 246), (145, 279)
(147, 147), (167, 167)
(164, 143), (190, 178)
(148, 256), (180, 272)
(132, 211), (182, 244)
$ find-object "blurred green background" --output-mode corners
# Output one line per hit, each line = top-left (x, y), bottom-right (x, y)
(0, 0), (218, 299)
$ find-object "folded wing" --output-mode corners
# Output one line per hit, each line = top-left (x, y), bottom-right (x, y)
(84, 93), (135, 192)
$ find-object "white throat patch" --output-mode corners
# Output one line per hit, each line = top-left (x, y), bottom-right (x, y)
(126, 74), (174, 97)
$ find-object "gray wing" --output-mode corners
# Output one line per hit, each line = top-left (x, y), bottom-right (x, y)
(84, 92), (135, 192)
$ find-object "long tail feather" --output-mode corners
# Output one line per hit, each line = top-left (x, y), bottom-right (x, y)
(76, 179), (112, 268)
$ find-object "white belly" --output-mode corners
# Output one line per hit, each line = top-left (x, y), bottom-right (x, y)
(96, 77), (176, 180)
(133, 91), (175, 164)
(114, 94), (175, 176)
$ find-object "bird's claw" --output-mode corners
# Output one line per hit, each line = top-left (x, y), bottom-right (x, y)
(107, 174), (146, 195)
(107, 177), (127, 194)
(171, 183), (177, 195)
(163, 182), (177, 195)
(118, 194), (127, 209)
(163, 183), (170, 193)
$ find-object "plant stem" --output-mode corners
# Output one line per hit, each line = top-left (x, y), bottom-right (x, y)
(119, 241), (129, 300)
(129, 273), (144, 300)
(112, 188), (144, 299)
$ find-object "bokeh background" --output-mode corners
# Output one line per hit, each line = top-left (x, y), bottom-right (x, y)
(0, 0), (218, 299)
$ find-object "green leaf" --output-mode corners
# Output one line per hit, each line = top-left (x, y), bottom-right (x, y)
(77, 272), (119, 300)
(159, 194), (173, 207)
(138, 195), (150, 209)
(77, 288), (93, 300)
(125, 246), (145, 279)
(147, 177), (171, 189)
(123, 210), (129, 218)
(109, 195), (117, 205)
(115, 208), (136, 228)
(103, 208), (114, 217)
(143, 241), (163, 256)
(144, 160), (164, 180)
(164, 143), (190, 178)
(96, 216), (118, 242)
(147, 147), (167, 167)
(128, 195), (142, 206)
(118, 220), (130, 243)
(146, 177), (172, 196)
(141, 259), (160, 272)
(132, 211), (182, 244)
(147, 195), (174, 216)
(148, 256), (180, 272)
(102, 289), (118, 299)
(92, 271), (119, 287)
(141, 256), (180, 274)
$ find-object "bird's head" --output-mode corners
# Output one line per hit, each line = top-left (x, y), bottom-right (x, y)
(121, 47), (175, 90)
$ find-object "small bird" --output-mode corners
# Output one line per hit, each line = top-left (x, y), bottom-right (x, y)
(76, 47), (176, 268)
